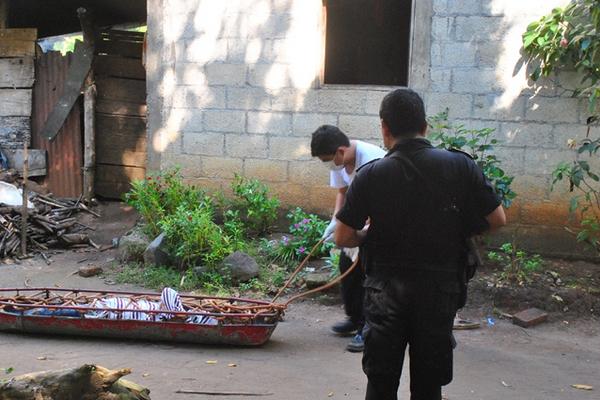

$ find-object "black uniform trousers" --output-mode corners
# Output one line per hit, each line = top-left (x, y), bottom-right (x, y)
(339, 251), (365, 328)
(362, 271), (459, 400)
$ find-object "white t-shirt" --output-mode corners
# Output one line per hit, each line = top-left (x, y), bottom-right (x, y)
(330, 141), (386, 189)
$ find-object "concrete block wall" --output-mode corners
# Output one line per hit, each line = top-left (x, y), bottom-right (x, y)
(146, 0), (594, 256)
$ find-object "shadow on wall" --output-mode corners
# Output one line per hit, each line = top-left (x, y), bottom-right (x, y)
(148, 0), (330, 210)
(483, 0), (594, 256)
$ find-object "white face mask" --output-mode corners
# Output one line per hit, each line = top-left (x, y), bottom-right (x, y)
(324, 160), (344, 171)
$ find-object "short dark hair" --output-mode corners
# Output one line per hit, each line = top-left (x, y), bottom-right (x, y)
(310, 125), (350, 157)
(379, 89), (427, 138)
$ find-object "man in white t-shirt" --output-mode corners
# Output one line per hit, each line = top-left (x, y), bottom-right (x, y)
(310, 125), (386, 352)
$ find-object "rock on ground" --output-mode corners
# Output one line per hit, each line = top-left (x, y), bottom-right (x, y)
(143, 232), (171, 267)
(220, 251), (259, 283)
(118, 227), (151, 263)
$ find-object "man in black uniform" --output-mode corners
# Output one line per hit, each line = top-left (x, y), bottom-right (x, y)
(334, 88), (506, 400)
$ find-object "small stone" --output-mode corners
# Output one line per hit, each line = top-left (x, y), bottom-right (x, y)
(304, 272), (331, 289)
(143, 232), (171, 267)
(78, 265), (103, 278)
(512, 308), (548, 328)
(118, 227), (151, 262)
(220, 251), (259, 283)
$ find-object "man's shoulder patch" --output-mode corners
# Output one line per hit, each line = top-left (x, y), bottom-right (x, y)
(448, 148), (474, 159)
(356, 158), (381, 173)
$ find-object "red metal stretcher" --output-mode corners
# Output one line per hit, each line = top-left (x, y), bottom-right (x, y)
(0, 288), (283, 346)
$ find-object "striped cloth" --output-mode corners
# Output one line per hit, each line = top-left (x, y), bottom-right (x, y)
(85, 287), (217, 325)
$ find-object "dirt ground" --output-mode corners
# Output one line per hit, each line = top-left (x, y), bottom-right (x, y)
(1, 201), (599, 399)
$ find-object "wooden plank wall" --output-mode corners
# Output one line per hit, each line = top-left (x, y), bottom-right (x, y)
(0, 29), (36, 150)
(94, 30), (147, 199)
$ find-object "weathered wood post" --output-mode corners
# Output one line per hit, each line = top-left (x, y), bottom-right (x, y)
(0, 0), (8, 29)
(78, 7), (97, 203)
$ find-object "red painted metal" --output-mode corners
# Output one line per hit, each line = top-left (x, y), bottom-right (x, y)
(31, 51), (83, 197)
(0, 288), (280, 346)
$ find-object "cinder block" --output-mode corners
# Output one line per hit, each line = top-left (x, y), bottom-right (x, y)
(175, 63), (208, 86)
(511, 175), (549, 201)
(270, 137), (312, 160)
(288, 161), (329, 186)
(226, 87), (272, 111)
(178, 39), (228, 63)
(425, 92), (473, 119)
(318, 89), (366, 114)
(247, 111), (292, 135)
(472, 95), (526, 121)
(493, 146), (525, 175)
(432, 16), (452, 42)
(525, 97), (581, 123)
(452, 68), (502, 94)
(522, 148), (572, 176)
(205, 63), (247, 86)
(552, 123), (591, 149)
(271, 88), (319, 112)
(520, 201), (571, 226)
(248, 64), (291, 89)
(183, 132), (225, 156)
(244, 159), (288, 182)
(292, 113), (338, 136)
(172, 86), (226, 109)
(203, 156), (243, 179)
(447, 0), (482, 15)
(438, 42), (477, 67)
(499, 122), (554, 148)
(455, 16), (507, 41)
(338, 115), (382, 140)
(430, 69), (452, 92)
(162, 153), (202, 179)
(365, 91), (388, 115)
(204, 110), (246, 133)
(512, 308), (548, 328)
(225, 134), (268, 158)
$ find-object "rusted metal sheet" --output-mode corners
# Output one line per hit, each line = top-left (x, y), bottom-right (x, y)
(0, 288), (279, 346)
(31, 51), (83, 197)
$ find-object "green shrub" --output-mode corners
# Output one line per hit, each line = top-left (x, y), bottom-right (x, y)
(125, 168), (211, 237)
(428, 110), (516, 208)
(487, 243), (543, 284)
(159, 204), (233, 268)
(231, 174), (280, 235)
(263, 208), (334, 266)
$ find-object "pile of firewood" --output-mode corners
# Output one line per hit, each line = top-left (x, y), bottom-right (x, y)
(0, 194), (99, 258)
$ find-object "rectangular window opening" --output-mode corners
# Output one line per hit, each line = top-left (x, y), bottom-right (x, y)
(323, 0), (413, 86)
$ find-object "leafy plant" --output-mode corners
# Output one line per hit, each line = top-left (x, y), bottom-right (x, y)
(552, 132), (600, 250)
(523, 1), (600, 112)
(523, 3), (600, 252)
(125, 168), (211, 237)
(159, 204), (234, 268)
(263, 208), (334, 267)
(231, 174), (280, 235)
(428, 110), (517, 207)
(4, 367), (14, 375)
(487, 242), (543, 284)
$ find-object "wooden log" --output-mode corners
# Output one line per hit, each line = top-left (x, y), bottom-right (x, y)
(0, 29), (37, 57)
(0, 58), (35, 88)
(0, 89), (32, 117)
(0, 364), (151, 400)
